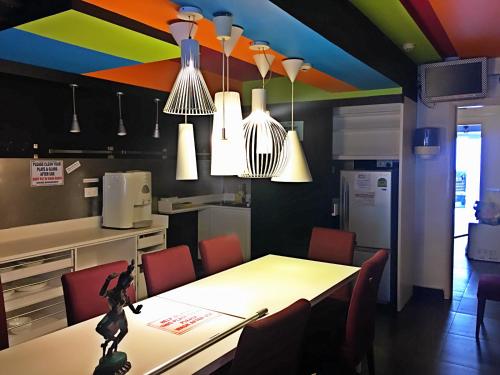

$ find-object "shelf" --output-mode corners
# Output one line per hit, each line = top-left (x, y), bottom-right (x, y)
(0, 253), (73, 283)
(332, 155), (400, 161)
(8, 310), (67, 346)
(4, 278), (63, 313)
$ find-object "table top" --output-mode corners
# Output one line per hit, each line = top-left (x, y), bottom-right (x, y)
(160, 255), (360, 317)
(0, 255), (359, 374)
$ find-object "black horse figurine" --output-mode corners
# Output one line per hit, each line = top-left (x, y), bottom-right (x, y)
(94, 259), (143, 375)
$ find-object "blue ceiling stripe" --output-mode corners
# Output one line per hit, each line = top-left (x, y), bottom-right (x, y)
(175, 0), (397, 89)
(0, 28), (140, 74)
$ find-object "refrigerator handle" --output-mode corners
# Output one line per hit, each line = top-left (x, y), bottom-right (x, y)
(340, 177), (345, 230)
(345, 182), (350, 231)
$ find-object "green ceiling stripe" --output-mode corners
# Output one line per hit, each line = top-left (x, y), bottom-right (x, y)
(242, 78), (402, 105)
(350, 0), (441, 64)
(16, 10), (180, 63)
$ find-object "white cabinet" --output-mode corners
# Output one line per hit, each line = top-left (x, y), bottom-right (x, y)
(198, 206), (251, 261)
(0, 215), (168, 346)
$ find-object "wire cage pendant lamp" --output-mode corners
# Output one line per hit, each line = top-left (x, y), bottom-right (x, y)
(239, 42), (287, 178)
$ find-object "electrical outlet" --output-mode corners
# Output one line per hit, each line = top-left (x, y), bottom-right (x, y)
(376, 160), (393, 168)
(84, 187), (98, 198)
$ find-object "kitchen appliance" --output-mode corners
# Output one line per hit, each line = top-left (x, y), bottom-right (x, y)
(102, 171), (152, 229)
(340, 170), (397, 304)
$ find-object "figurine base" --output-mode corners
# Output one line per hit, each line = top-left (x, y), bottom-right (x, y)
(93, 351), (131, 375)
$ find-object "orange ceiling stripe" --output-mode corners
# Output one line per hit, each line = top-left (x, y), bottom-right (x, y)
(82, 0), (357, 93)
(428, 0), (500, 58)
(84, 59), (242, 95)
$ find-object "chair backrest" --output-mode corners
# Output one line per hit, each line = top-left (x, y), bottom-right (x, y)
(0, 280), (8, 350)
(62, 260), (136, 326)
(142, 245), (196, 297)
(308, 227), (356, 265)
(229, 299), (311, 375)
(342, 250), (388, 366)
(199, 234), (244, 276)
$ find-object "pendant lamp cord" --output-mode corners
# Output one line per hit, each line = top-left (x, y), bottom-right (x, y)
(221, 39), (226, 140)
(291, 81), (294, 131)
(118, 94), (122, 120)
(72, 85), (77, 116)
(155, 99), (159, 124)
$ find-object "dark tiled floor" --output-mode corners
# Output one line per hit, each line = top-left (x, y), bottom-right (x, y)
(368, 237), (500, 375)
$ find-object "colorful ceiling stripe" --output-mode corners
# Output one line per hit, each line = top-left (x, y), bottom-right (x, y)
(16, 10), (180, 63)
(400, 0), (457, 58)
(350, 0), (441, 64)
(427, 0), (500, 58)
(0, 28), (138, 74)
(81, 0), (365, 93)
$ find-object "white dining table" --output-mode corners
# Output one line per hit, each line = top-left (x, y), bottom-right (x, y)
(0, 255), (359, 374)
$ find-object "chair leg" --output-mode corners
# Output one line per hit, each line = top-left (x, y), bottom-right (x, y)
(367, 344), (375, 375)
(476, 298), (486, 339)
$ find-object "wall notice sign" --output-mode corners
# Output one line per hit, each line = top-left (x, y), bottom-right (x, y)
(30, 160), (64, 187)
(148, 308), (220, 335)
(355, 173), (372, 192)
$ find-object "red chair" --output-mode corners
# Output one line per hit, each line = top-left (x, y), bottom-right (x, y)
(142, 245), (196, 297)
(229, 299), (311, 375)
(304, 250), (388, 375)
(199, 234), (244, 276)
(308, 227), (356, 301)
(62, 261), (136, 326)
(0, 280), (9, 350)
(476, 274), (500, 338)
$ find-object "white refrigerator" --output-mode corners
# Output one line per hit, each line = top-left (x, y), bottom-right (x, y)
(340, 170), (394, 303)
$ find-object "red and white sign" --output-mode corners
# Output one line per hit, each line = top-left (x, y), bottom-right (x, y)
(148, 308), (220, 335)
(30, 160), (64, 187)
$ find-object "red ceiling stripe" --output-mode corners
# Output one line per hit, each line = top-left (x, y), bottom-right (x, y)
(400, 0), (457, 58)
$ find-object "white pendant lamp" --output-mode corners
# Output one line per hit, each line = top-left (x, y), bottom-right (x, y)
(69, 83), (80, 133)
(239, 42), (287, 178)
(116, 91), (126, 136)
(210, 12), (245, 176)
(153, 98), (160, 139)
(272, 58), (312, 182)
(164, 7), (215, 116)
(176, 119), (198, 180)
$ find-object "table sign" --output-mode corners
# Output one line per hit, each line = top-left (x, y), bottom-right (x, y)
(148, 308), (220, 335)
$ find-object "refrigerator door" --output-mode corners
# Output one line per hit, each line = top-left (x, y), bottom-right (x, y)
(340, 170), (392, 249)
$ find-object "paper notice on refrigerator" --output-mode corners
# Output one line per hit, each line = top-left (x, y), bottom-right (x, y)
(355, 173), (372, 192)
(147, 308), (220, 335)
(354, 192), (376, 206)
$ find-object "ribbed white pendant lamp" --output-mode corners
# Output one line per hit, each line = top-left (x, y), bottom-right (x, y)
(163, 7), (215, 115)
(272, 58), (312, 182)
(69, 83), (80, 133)
(210, 12), (245, 176)
(239, 42), (288, 178)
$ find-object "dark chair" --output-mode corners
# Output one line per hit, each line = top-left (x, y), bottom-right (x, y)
(0, 280), (9, 350)
(62, 261), (136, 326)
(199, 234), (244, 276)
(476, 274), (500, 338)
(229, 299), (311, 375)
(304, 250), (388, 375)
(308, 227), (356, 301)
(142, 245), (196, 297)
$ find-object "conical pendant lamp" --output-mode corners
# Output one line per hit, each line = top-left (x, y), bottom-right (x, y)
(272, 58), (312, 182)
(116, 91), (127, 136)
(239, 42), (287, 178)
(210, 12), (245, 176)
(176, 118), (198, 180)
(69, 84), (80, 133)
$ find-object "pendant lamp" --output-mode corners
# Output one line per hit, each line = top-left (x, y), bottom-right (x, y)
(163, 7), (215, 116)
(239, 42), (287, 178)
(116, 91), (126, 136)
(272, 58), (312, 182)
(210, 12), (245, 175)
(69, 84), (80, 133)
(153, 98), (160, 139)
(176, 118), (198, 180)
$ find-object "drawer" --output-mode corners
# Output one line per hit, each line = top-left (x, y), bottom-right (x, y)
(137, 232), (165, 250)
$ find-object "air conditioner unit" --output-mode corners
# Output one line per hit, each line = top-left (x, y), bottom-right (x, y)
(420, 57), (487, 103)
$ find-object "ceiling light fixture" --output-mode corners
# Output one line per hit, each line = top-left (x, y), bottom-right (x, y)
(116, 91), (126, 136)
(272, 58), (312, 183)
(176, 116), (198, 180)
(153, 98), (160, 139)
(239, 42), (287, 178)
(69, 83), (80, 133)
(210, 12), (245, 176)
(163, 6), (215, 115)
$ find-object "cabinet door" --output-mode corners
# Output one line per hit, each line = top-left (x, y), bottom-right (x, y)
(199, 207), (251, 261)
